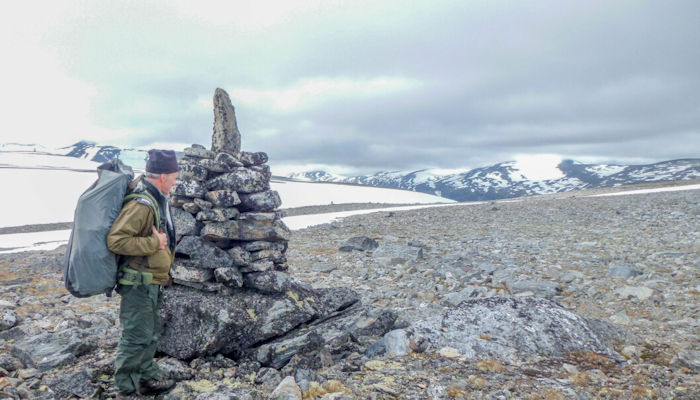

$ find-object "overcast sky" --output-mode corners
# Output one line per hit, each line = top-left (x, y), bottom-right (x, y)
(1, 0), (698, 175)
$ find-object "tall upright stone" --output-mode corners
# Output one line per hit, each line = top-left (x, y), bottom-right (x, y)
(212, 88), (241, 154)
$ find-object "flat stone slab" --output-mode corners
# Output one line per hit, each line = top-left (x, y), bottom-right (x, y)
(201, 219), (291, 242)
(206, 190), (241, 208)
(238, 191), (282, 212)
(11, 328), (98, 371)
(172, 179), (207, 198)
(339, 236), (379, 252)
(506, 280), (562, 298)
(372, 243), (423, 265)
(171, 261), (215, 283)
(175, 236), (233, 269)
(205, 168), (270, 194)
(254, 306), (394, 369)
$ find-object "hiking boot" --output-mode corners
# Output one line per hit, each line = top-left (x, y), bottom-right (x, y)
(116, 392), (147, 400)
(138, 377), (175, 395)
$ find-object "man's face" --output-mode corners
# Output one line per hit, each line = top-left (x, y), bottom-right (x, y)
(161, 172), (178, 194)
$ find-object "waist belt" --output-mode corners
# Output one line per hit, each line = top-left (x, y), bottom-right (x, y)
(119, 267), (153, 286)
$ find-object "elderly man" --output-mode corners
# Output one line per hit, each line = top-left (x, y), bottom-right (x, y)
(107, 149), (178, 399)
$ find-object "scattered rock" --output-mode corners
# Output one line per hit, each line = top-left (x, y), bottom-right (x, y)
(372, 243), (423, 265)
(443, 286), (486, 306)
(339, 236), (379, 252)
(42, 369), (99, 399)
(506, 280), (562, 298)
(607, 263), (642, 278)
(269, 375), (302, 400)
(672, 350), (700, 371)
(383, 329), (410, 356)
(616, 286), (654, 300)
(438, 347), (460, 359)
(1, 310), (17, 331)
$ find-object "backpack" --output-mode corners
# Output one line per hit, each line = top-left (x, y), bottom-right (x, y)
(63, 159), (160, 297)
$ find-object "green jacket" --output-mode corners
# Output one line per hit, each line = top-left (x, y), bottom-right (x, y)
(106, 181), (175, 285)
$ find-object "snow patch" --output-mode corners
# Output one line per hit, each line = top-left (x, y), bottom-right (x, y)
(0, 230), (71, 254)
(512, 154), (565, 181)
(271, 179), (453, 209)
(586, 164), (626, 177)
(0, 151), (100, 170)
(587, 184), (700, 198)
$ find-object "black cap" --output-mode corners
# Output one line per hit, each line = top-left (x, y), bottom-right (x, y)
(146, 149), (178, 174)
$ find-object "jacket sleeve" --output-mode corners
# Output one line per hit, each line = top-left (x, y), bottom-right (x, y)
(106, 201), (160, 256)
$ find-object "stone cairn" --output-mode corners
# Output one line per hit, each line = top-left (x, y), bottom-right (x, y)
(169, 88), (291, 293)
(157, 89), (391, 370)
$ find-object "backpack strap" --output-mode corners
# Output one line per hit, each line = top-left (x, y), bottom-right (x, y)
(123, 192), (161, 231)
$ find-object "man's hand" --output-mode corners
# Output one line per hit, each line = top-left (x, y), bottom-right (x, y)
(152, 226), (167, 250)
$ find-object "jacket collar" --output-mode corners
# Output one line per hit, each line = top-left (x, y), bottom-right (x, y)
(141, 176), (167, 202)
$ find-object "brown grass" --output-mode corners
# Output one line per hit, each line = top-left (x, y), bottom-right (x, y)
(569, 371), (593, 386)
(530, 389), (567, 400)
(565, 351), (616, 372)
(639, 342), (672, 367)
(630, 385), (658, 399)
(475, 359), (506, 372)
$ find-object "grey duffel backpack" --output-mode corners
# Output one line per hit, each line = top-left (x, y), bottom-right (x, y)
(63, 158), (135, 297)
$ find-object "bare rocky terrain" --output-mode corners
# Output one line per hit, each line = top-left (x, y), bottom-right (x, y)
(0, 184), (698, 399)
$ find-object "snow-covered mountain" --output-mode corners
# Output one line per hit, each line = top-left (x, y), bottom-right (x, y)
(287, 170), (347, 182)
(55, 141), (153, 170)
(289, 159), (700, 201)
(4, 141), (698, 202)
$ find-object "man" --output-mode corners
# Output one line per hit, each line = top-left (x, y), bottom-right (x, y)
(107, 149), (179, 399)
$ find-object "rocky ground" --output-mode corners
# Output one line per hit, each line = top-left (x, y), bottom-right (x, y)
(0, 185), (698, 399)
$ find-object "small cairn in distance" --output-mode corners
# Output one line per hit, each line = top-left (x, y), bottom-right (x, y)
(168, 88), (290, 294)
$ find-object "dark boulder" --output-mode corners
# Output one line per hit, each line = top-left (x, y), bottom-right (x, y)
(11, 328), (98, 371)
(158, 283), (319, 359)
(339, 236), (379, 252)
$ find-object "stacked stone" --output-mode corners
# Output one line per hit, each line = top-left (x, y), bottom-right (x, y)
(168, 88), (291, 295)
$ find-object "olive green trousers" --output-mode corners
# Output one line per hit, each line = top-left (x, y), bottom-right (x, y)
(114, 284), (163, 394)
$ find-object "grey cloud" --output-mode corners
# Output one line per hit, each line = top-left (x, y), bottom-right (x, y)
(51, 0), (700, 174)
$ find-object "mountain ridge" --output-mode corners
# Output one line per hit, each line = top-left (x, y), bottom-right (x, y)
(288, 158), (700, 201)
(3, 141), (698, 202)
